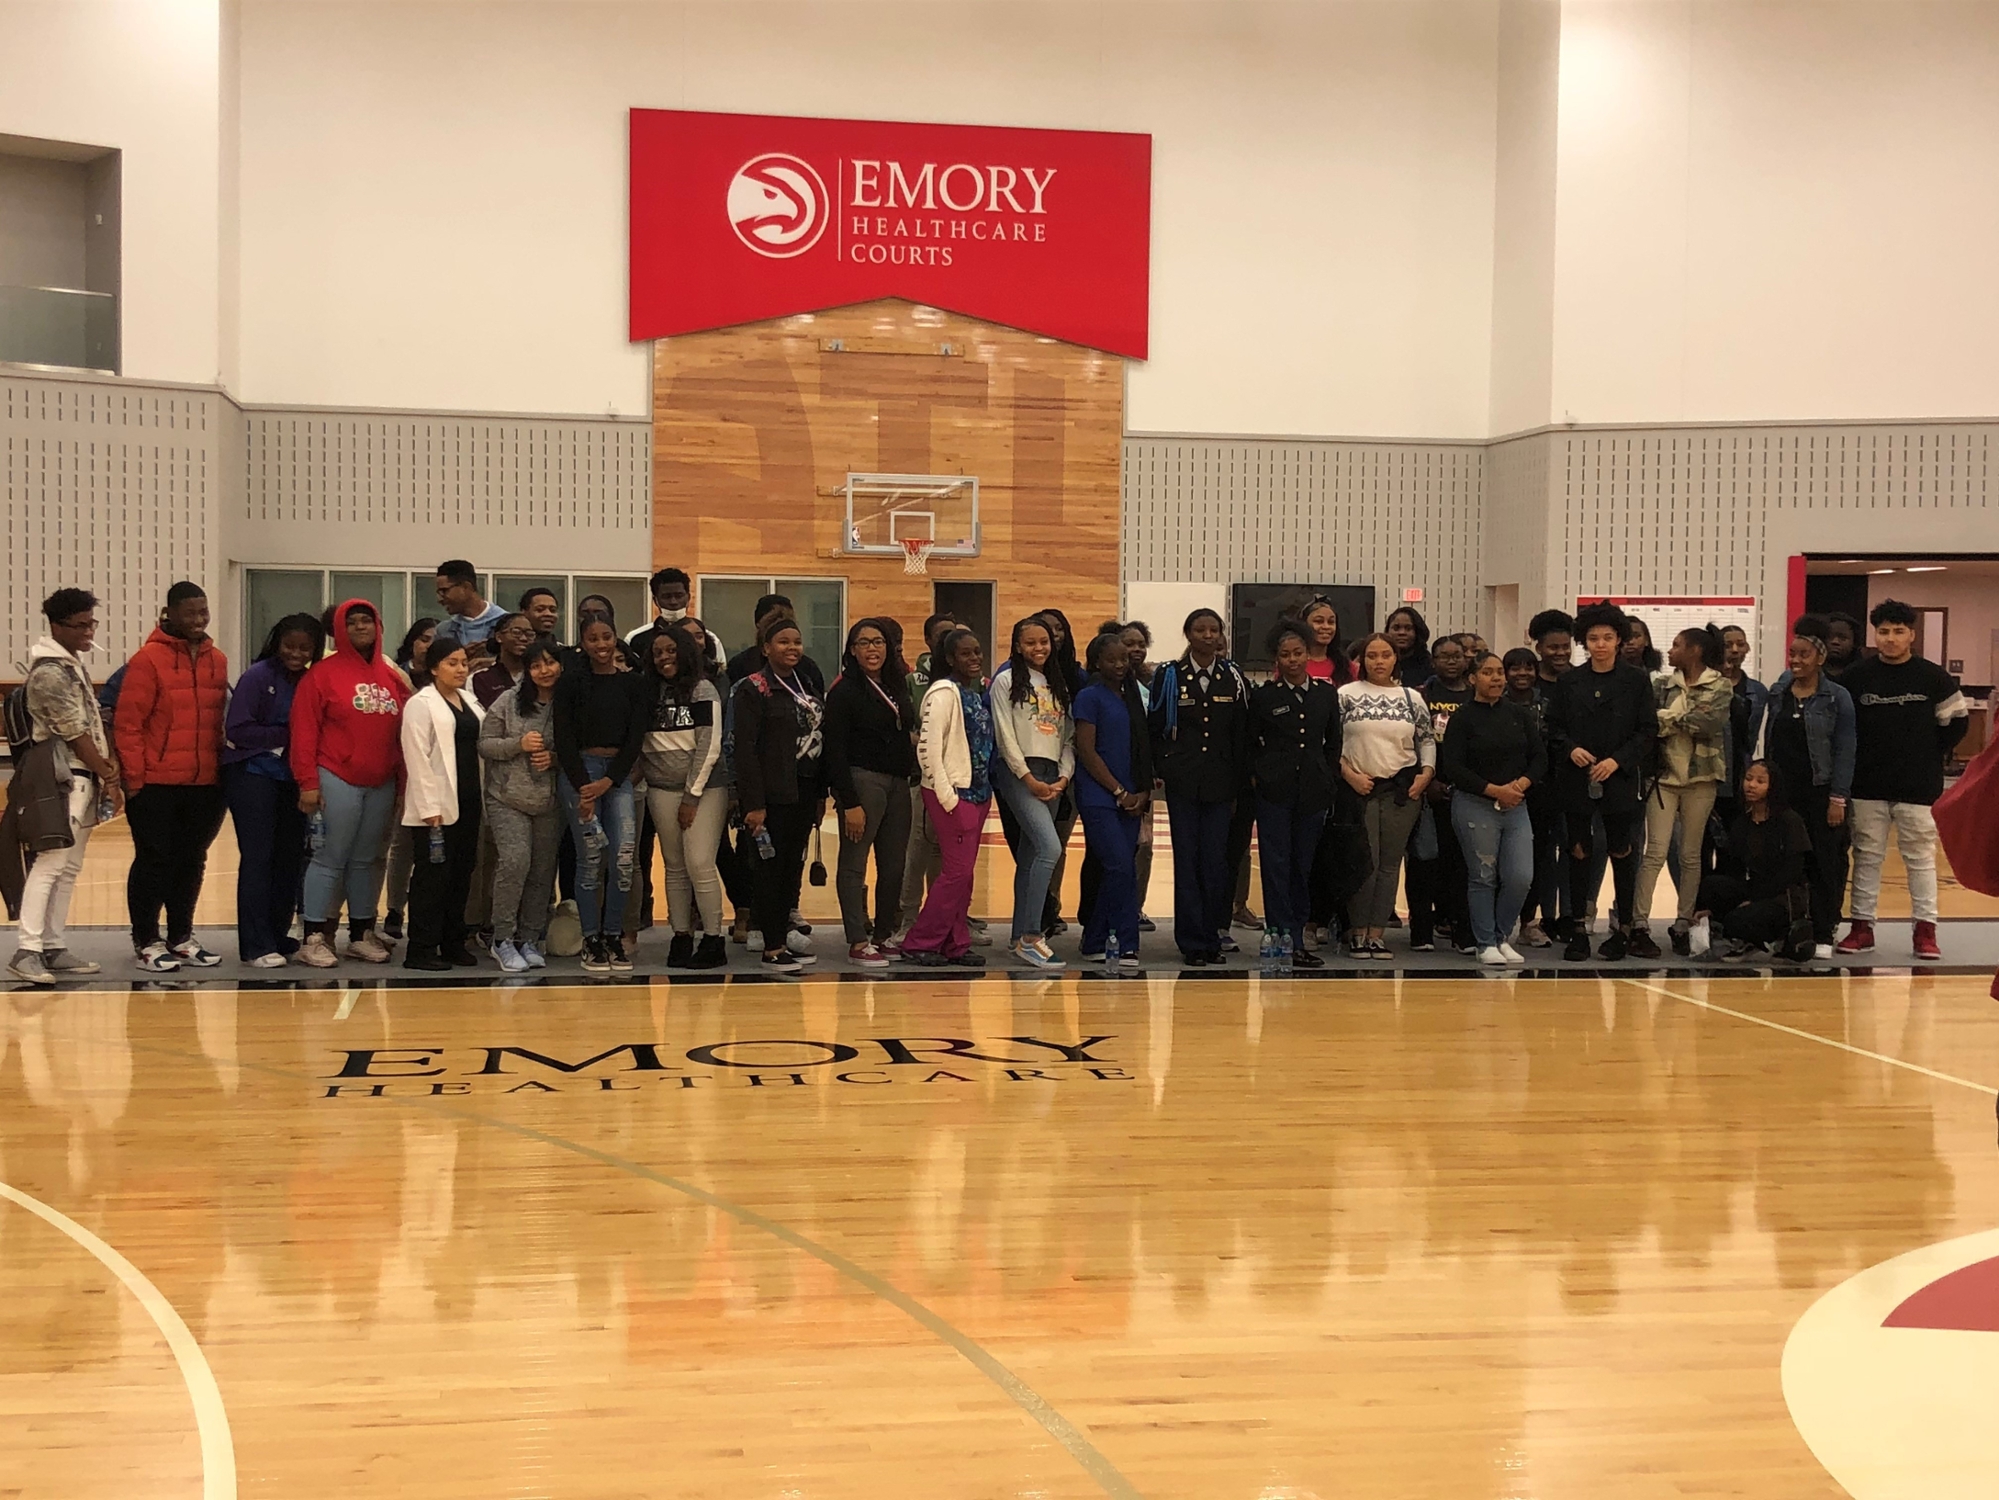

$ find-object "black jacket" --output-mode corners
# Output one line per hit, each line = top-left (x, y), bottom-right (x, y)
(1147, 656), (1250, 803)
(726, 645), (826, 694)
(1544, 661), (1658, 815)
(821, 673), (915, 807)
(1724, 809), (1812, 908)
(1248, 678), (1343, 813)
(730, 670), (822, 812)
(1437, 698), (1547, 796)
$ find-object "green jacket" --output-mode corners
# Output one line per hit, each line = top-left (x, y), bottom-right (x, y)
(1652, 667), (1732, 787)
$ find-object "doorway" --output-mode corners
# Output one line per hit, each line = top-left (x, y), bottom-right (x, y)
(931, 581), (996, 669)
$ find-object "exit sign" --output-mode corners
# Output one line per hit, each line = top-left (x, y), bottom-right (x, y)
(1401, 587), (1424, 603)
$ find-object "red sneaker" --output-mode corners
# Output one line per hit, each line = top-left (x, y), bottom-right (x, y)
(1912, 921), (1941, 962)
(1834, 921), (1875, 955)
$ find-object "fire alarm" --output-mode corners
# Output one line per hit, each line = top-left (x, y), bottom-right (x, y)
(1401, 587), (1424, 603)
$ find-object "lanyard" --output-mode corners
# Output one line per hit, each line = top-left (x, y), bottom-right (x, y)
(771, 670), (813, 707)
(864, 675), (901, 718)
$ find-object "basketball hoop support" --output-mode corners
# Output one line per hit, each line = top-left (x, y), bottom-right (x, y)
(901, 538), (936, 575)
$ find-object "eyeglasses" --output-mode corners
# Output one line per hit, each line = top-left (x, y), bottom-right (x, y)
(852, 636), (888, 650)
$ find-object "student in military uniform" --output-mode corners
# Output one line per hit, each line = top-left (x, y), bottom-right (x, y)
(1247, 620), (1344, 968)
(1147, 608), (1251, 965)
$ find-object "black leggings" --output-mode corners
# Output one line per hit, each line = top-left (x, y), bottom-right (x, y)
(1568, 805), (1642, 931)
(749, 801), (815, 952)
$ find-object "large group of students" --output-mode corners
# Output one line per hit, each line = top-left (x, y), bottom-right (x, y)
(1, 563), (1972, 982)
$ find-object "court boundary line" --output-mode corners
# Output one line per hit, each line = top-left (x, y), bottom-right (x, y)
(0, 1179), (237, 1499)
(1625, 979), (1999, 1097)
(108, 1039), (1144, 1500)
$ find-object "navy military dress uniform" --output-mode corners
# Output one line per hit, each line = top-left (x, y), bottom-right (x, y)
(1149, 656), (1250, 961)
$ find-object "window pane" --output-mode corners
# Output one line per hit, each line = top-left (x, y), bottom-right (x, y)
(329, 571), (408, 652)
(244, 570), (324, 660)
(574, 576), (649, 643)
(697, 578), (769, 670)
(777, 578), (846, 677)
(494, 574), (567, 637)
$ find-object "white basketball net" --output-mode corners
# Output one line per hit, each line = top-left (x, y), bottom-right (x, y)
(901, 538), (936, 575)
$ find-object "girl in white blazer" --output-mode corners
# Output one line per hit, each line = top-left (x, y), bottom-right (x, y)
(902, 628), (996, 964)
(399, 640), (486, 969)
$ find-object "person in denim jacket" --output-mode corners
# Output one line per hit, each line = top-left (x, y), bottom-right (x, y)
(1752, 615), (1856, 953)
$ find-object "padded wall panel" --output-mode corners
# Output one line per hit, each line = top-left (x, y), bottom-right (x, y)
(1123, 437), (1486, 633)
(2, 374), (224, 667)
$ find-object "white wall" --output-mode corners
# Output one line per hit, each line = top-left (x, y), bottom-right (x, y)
(232, 0), (1500, 436)
(0, 0), (221, 385)
(1549, 0), (1999, 427)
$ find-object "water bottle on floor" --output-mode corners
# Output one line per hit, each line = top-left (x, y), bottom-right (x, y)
(1260, 926), (1282, 977)
(1104, 933), (1120, 977)
(1278, 931), (1294, 976)
(428, 825), (446, 864)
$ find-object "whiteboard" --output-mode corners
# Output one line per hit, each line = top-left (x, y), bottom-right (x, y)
(1600, 596), (1760, 678)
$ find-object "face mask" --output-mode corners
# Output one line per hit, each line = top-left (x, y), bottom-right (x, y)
(659, 606), (688, 622)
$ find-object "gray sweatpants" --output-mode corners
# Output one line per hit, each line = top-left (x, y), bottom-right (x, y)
(488, 801), (563, 944)
(1349, 788), (1422, 930)
(839, 767), (912, 944)
(646, 784), (729, 936)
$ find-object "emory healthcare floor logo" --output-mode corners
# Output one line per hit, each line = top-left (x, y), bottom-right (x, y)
(727, 152), (828, 258)
(1784, 1226), (1999, 1498)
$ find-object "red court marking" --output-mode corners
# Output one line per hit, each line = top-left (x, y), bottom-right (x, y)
(1882, 1256), (1999, 1332)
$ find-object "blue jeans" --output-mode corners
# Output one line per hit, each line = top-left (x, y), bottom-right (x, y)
(1078, 802), (1140, 958)
(994, 763), (1064, 943)
(558, 754), (637, 936)
(302, 769), (397, 925)
(1255, 799), (1326, 949)
(1452, 796), (1535, 949)
(225, 764), (308, 959)
(1167, 793), (1233, 956)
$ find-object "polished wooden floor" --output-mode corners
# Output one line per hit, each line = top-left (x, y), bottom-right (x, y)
(3, 970), (1995, 1497)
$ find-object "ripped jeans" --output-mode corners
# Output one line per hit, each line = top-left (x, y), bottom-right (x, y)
(557, 754), (637, 937)
(1450, 795), (1535, 950)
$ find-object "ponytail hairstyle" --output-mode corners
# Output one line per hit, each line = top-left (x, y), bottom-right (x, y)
(1678, 622), (1726, 675)
(257, 611), (325, 665)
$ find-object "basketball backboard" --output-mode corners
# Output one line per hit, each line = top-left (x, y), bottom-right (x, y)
(842, 473), (980, 558)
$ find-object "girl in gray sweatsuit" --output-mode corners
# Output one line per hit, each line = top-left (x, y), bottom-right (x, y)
(479, 644), (564, 967)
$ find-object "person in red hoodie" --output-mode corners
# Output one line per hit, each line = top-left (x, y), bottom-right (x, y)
(117, 582), (230, 972)
(289, 599), (411, 968)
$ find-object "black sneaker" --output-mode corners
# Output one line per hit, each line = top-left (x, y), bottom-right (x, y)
(666, 934), (694, 969)
(946, 951), (987, 969)
(1669, 923), (1692, 957)
(1626, 927), (1662, 960)
(580, 937), (612, 975)
(760, 950), (802, 973)
(899, 949), (948, 967)
(383, 909), (405, 941)
(1292, 948), (1326, 969)
(1597, 929), (1629, 961)
(690, 935), (728, 970)
(1563, 930), (1592, 962)
(1137, 914), (1156, 933)
(608, 937), (633, 972)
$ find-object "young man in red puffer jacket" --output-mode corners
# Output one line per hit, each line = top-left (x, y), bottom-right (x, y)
(114, 581), (230, 972)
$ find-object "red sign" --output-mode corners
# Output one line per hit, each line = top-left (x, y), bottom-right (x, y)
(630, 109), (1151, 357)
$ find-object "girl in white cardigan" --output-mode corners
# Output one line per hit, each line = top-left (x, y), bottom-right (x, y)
(399, 638), (485, 970)
(902, 628), (995, 966)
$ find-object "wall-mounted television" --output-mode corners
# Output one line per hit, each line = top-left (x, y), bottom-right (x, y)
(1229, 583), (1378, 673)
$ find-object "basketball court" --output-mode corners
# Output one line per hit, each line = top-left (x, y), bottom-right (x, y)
(4, 964), (1996, 1496)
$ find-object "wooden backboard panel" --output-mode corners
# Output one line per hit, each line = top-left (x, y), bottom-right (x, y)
(652, 299), (1123, 647)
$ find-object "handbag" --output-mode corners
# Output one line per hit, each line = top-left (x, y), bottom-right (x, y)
(1935, 733), (1999, 896)
(808, 821), (828, 886)
(1412, 803), (1439, 862)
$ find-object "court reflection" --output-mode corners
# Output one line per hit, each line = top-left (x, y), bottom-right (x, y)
(0, 971), (1984, 1498)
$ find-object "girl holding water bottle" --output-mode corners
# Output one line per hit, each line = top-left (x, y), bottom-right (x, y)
(554, 616), (646, 975)
(731, 617), (827, 974)
(400, 639), (485, 971)
(222, 612), (323, 967)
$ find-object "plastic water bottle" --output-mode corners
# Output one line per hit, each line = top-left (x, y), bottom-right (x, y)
(1278, 931), (1294, 976)
(428, 825), (446, 864)
(1260, 926), (1282, 977)
(753, 826), (776, 860)
(1104, 932), (1120, 977)
(308, 809), (327, 851)
(97, 789), (116, 824)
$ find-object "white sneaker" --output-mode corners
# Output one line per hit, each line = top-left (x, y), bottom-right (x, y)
(519, 942), (547, 970)
(296, 933), (338, 969)
(347, 931), (393, 964)
(1813, 943), (1834, 960)
(1497, 942), (1525, 965)
(1478, 945), (1507, 966)
(746, 929), (764, 951)
(134, 942), (181, 973)
(170, 938), (222, 967)
(246, 952), (289, 969)
(785, 929), (813, 956)
(495, 940), (528, 974)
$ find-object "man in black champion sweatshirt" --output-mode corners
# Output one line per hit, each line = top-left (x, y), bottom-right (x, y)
(1834, 598), (1970, 962)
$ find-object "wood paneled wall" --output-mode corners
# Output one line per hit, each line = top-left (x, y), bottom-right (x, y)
(651, 299), (1123, 646)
